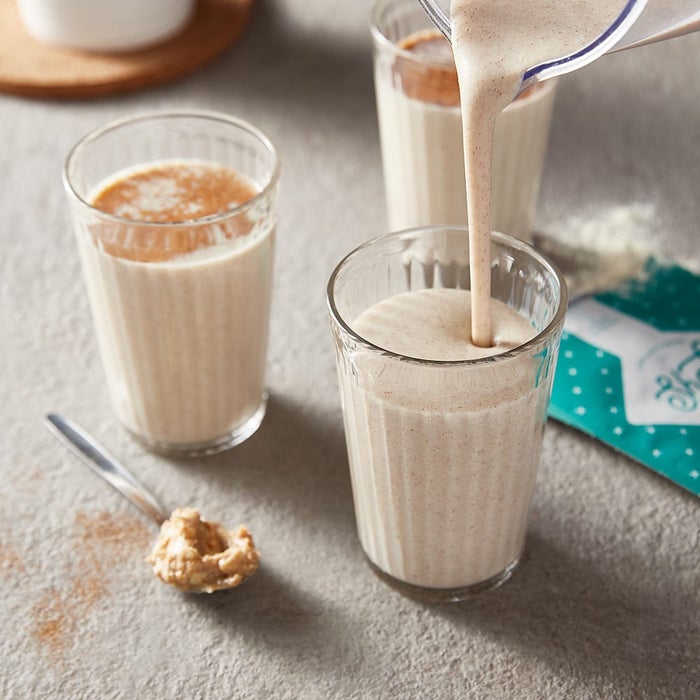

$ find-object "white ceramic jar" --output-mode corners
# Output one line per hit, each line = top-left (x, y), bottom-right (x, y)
(17, 0), (196, 52)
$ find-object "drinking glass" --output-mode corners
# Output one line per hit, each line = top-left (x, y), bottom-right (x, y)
(372, 0), (557, 241)
(64, 111), (279, 457)
(328, 227), (567, 601)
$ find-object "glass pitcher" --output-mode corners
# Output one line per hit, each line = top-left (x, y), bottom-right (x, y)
(416, 0), (700, 90)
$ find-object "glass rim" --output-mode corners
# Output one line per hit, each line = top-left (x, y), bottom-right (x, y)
(62, 109), (280, 229)
(327, 226), (569, 368)
(369, 0), (456, 70)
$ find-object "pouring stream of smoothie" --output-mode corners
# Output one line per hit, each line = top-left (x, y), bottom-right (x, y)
(449, 0), (627, 346)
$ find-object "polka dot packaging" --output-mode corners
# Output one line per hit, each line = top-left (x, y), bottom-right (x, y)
(549, 260), (700, 497)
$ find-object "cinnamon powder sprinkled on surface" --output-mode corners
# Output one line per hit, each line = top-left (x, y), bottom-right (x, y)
(76, 509), (151, 550)
(0, 541), (26, 575)
(31, 591), (70, 658)
(30, 510), (151, 661)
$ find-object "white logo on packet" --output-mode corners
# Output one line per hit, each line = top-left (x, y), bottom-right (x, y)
(565, 298), (700, 426)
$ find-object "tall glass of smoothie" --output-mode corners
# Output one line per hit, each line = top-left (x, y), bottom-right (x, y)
(371, 0), (557, 241)
(328, 227), (567, 601)
(64, 111), (279, 457)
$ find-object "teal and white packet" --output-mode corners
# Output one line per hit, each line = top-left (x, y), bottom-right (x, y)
(549, 259), (700, 497)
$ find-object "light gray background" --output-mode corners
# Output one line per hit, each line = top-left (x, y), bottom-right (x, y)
(1, 1), (698, 698)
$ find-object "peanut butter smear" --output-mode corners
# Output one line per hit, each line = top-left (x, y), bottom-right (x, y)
(147, 507), (259, 593)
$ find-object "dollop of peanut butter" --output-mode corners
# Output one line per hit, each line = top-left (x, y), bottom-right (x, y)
(147, 507), (259, 593)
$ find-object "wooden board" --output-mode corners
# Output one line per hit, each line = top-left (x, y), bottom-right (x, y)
(0, 0), (254, 99)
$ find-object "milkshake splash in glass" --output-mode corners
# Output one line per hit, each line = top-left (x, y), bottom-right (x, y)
(64, 111), (279, 457)
(328, 227), (567, 601)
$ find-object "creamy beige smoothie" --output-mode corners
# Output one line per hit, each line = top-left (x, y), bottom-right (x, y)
(451, 0), (627, 344)
(374, 28), (557, 240)
(328, 227), (567, 597)
(342, 287), (543, 589)
(77, 159), (274, 450)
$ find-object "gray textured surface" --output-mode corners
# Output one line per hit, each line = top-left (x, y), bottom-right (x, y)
(1, 1), (699, 698)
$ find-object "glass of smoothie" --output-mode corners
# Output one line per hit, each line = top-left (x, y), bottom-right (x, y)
(64, 111), (279, 457)
(371, 0), (557, 242)
(327, 227), (567, 602)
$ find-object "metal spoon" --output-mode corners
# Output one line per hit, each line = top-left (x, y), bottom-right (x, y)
(44, 413), (168, 526)
(44, 413), (260, 593)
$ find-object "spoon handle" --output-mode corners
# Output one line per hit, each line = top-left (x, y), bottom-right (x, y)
(44, 413), (168, 525)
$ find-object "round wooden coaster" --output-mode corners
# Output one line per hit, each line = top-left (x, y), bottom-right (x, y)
(0, 0), (254, 99)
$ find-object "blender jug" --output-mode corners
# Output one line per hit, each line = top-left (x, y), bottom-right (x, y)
(417, 0), (700, 90)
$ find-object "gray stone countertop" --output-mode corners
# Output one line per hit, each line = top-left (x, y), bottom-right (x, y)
(1, 1), (698, 698)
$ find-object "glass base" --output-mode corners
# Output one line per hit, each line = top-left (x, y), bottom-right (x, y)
(366, 555), (520, 603)
(128, 394), (268, 458)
